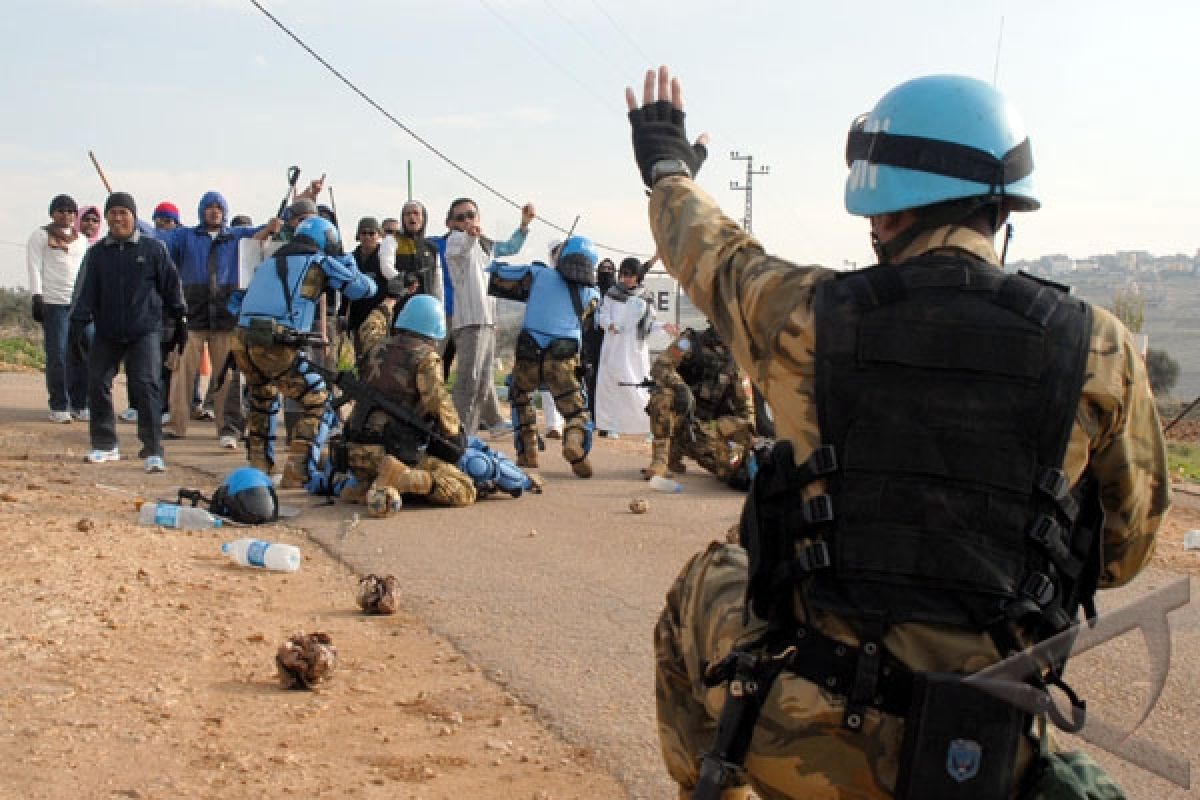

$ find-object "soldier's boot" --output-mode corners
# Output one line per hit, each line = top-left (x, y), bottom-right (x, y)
(280, 441), (311, 488)
(515, 428), (539, 469)
(641, 438), (670, 480)
(563, 427), (592, 479)
(675, 788), (753, 800)
(375, 455), (434, 496)
(365, 487), (402, 518)
(339, 482), (369, 505)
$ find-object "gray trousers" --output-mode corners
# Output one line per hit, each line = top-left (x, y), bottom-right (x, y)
(450, 324), (495, 437)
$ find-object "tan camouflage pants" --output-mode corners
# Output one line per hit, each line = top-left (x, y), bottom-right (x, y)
(230, 331), (328, 477)
(656, 542), (900, 799)
(646, 390), (755, 480)
(510, 349), (590, 468)
(345, 443), (475, 507)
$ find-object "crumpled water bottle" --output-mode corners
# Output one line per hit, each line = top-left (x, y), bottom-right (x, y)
(137, 501), (223, 530)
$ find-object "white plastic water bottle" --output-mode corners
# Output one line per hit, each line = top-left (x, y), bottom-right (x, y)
(221, 538), (302, 572)
(138, 502), (223, 530)
(649, 475), (684, 493)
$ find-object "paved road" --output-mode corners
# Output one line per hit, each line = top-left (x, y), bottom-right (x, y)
(5, 371), (1197, 798)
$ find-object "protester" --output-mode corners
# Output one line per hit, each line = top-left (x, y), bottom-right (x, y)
(344, 216), (387, 353)
(441, 198), (534, 437)
(583, 257), (616, 421)
(75, 205), (103, 244)
(378, 200), (441, 308)
(70, 192), (186, 472)
(630, 66), (1170, 798)
(230, 216), (374, 489)
(490, 236), (600, 477)
(157, 191), (279, 450)
(27, 193), (90, 423)
(593, 256), (673, 436)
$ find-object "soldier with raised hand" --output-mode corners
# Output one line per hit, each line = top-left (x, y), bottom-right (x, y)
(629, 66), (1170, 799)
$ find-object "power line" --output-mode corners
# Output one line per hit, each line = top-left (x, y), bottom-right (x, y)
(539, 0), (630, 85)
(589, 0), (654, 65)
(477, 0), (611, 109)
(246, 0), (644, 256)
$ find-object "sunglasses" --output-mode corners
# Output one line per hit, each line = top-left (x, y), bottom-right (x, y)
(452, 210), (477, 222)
(360, 230), (381, 236)
(382, 228), (399, 235)
(81, 215), (101, 223)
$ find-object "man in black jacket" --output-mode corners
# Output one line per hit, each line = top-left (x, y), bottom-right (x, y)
(70, 192), (187, 472)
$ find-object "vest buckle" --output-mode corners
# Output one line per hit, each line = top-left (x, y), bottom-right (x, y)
(803, 495), (834, 524)
(1020, 573), (1056, 607)
(806, 445), (839, 477)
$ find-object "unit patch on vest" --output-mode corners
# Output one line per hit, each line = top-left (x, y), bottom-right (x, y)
(946, 738), (982, 783)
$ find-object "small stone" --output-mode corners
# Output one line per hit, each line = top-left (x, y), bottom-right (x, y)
(628, 497), (649, 514)
(76, 518), (96, 532)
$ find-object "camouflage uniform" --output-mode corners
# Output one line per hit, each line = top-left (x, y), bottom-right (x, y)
(644, 327), (756, 484)
(648, 177), (1171, 798)
(342, 307), (474, 507)
(231, 264), (330, 485)
(510, 347), (592, 472)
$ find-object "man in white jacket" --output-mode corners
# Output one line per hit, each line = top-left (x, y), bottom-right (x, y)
(27, 194), (91, 422)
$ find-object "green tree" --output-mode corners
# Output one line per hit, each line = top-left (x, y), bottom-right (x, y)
(1110, 286), (1145, 333)
(1145, 348), (1180, 395)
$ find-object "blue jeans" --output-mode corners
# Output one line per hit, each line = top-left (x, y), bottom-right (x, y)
(88, 332), (163, 457)
(43, 304), (89, 412)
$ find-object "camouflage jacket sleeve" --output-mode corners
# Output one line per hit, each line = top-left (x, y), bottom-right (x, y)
(648, 178), (836, 456)
(415, 350), (462, 437)
(357, 306), (391, 354)
(1066, 306), (1171, 588)
(649, 331), (692, 390)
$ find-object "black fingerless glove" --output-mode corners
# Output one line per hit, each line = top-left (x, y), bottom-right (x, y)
(628, 101), (708, 188)
(31, 294), (44, 324)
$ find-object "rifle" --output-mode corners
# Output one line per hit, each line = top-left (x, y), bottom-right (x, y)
(276, 166), (301, 218)
(309, 364), (465, 464)
(619, 378), (657, 389)
(1163, 395), (1200, 435)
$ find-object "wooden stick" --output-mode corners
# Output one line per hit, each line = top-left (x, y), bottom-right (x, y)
(88, 150), (114, 194)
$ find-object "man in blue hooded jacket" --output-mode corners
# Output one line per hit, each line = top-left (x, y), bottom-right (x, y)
(157, 191), (280, 447)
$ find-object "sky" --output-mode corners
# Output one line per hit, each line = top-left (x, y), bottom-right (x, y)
(2, 0), (1197, 288)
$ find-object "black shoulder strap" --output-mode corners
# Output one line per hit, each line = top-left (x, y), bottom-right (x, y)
(568, 283), (586, 324)
(274, 254), (295, 321)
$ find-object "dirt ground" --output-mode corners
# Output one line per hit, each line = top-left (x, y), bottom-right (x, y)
(0, 422), (623, 800)
(1, 375), (1198, 800)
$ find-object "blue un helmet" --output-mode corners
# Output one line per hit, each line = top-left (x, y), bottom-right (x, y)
(844, 75), (1038, 218)
(393, 293), (447, 339)
(294, 216), (344, 256)
(556, 235), (599, 286)
(209, 467), (279, 524)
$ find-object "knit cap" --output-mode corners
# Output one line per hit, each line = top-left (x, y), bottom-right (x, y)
(104, 192), (137, 217)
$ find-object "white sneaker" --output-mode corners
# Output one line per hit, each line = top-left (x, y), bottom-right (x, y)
(49, 410), (72, 424)
(118, 408), (138, 423)
(73, 409), (90, 422)
(144, 455), (166, 473)
(84, 447), (120, 463)
(219, 435), (239, 450)
(161, 413), (170, 425)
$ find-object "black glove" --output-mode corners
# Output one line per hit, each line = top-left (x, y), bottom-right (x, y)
(31, 294), (44, 324)
(672, 384), (696, 416)
(172, 317), (189, 353)
(627, 101), (708, 188)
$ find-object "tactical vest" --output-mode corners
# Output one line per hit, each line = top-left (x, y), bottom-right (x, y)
(348, 332), (435, 462)
(678, 331), (742, 421)
(745, 254), (1100, 638)
(238, 246), (325, 333)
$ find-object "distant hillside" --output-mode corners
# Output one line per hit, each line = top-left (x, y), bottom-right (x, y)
(1063, 273), (1200, 401)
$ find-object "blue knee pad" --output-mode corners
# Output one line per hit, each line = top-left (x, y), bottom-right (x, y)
(458, 436), (533, 498)
(302, 403), (338, 494)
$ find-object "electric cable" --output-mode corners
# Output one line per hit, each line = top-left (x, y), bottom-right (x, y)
(247, 0), (646, 256)
(589, 0), (654, 65)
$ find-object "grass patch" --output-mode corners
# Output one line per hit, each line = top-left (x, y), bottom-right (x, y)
(1167, 441), (1200, 483)
(0, 336), (44, 371)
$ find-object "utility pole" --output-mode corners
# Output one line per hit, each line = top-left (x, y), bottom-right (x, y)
(729, 151), (769, 233)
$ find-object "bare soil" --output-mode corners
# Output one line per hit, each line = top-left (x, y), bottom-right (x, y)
(0, 423), (622, 799)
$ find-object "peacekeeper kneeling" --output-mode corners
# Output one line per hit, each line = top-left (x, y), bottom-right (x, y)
(643, 324), (758, 488)
(342, 294), (477, 514)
